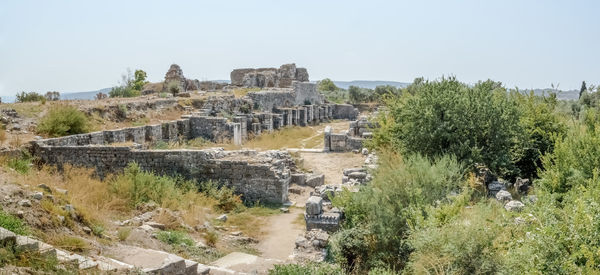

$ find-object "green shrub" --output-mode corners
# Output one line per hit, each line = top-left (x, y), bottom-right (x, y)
(167, 81), (182, 95)
(372, 77), (521, 177)
(111, 163), (196, 207)
(0, 209), (28, 235)
(6, 155), (31, 175)
(36, 106), (90, 137)
(157, 230), (195, 246)
(407, 202), (508, 275)
(511, 91), (567, 179)
(317, 78), (338, 92)
(330, 153), (463, 272)
(269, 263), (344, 275)
(15, 92), (45, 103)
(199, 181), (243, 212)
(108, 86), (141, 98)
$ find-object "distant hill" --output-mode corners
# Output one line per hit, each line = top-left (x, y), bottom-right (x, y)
(526, 88), (579, 101)
(61, 87), (112, 101)
(332, 80), (410, 90)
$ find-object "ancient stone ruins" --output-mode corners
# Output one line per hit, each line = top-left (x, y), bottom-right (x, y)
(0, 63), (380, 274)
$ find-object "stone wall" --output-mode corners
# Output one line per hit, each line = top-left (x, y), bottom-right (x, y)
(246, 82), (324, 112)
(230, 63), (309, 88)
(331, 104), (359, 120)
(324, 125), (365, 152)
(30, 146), (291, 204)
(34, 116), (242, 147)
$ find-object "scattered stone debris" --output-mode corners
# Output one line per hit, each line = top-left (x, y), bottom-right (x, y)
(293, 229), (329, 263)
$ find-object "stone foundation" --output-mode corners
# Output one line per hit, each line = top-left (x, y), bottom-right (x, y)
(30, 145), (291, 204)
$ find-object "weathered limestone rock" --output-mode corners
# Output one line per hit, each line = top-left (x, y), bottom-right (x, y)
(306, 196), (323, 215)
(0, 227), (17, 247)
(306, 174), (325, 187)
(291, 173), (306, 185)
(495, 190), (513, 202)
(487, 180), (506, 197)
(505, 200), (525, 212)
(515, 177), (531, 194)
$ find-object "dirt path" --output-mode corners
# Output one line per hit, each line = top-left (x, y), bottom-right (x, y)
(256, 207), (304, 261)
(300, 152), (366, 185)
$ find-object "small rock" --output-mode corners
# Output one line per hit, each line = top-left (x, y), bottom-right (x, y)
(31, 192), (43, 200)
(361, 148), (369, 155)
(63, 204), (75, 212)
(57, 215), (65, 223)
(280, 208), (289, 213)
(495, 190), (512, 202)
(216, 214), (227, 222)
(16, 211), (24, 218)
(18, 199), (32, 207)
(82, 226), (92, 234)
(514, 217), (527, 225)
(230, 231), (242, 236)
(505, 200), (525, 212)
(138, 224), (157, 232)
(46, 195), (54, 201)
(37, 184), (52, 193)
(144, 222), (166, 230)
(196, 240), (207, 248)
(352, 149), (360, 154)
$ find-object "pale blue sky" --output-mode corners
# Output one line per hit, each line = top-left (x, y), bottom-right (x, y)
(0, 0), (598, 97)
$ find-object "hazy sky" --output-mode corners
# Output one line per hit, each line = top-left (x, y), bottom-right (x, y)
(1, 0), (598, 97)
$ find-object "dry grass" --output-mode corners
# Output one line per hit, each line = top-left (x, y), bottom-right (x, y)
(47, 234), (89, 253)
(224, 207), (280, 238)
(20, 166), (130, 227)
(220, 126), (325, 151)
(0, 128), (6, 145)
(232, 88), (261, 98)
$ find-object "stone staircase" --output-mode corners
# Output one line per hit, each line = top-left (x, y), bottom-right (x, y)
(0, 227), (240, 274)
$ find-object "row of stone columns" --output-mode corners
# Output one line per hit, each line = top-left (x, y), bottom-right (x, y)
(233, 104), (335, 144)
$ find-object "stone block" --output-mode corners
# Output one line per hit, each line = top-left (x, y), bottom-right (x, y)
(306, 196), (323, 215)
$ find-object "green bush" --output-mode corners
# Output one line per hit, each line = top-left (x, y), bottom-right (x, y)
(269, 263), (344, 275)
(111, 163), (197, 207)
(407, 202), (508, 275)
(537, 116), (600, 195)
(157, 230), (195, 246)
(109, 86), (141, 98)
(199, 181), (243, 212)
(317, 78), (338, 92)
(511, 91), (567, 179)
(372, 77), (521, 177)
(36, 106), (90, 137)
(330, 153), (463, 272)
(6, 155), (32, 175)
(0, 209), (28, 235)
(15, 92), (46, 103)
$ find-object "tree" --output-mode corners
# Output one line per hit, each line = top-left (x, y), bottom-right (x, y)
(132, 70), (148, 91)
(579, 81), (587, 99)
(374, 85), (399, 100)
(109, 68), (146, 98)
(45, 91), (60, 101)
(372, 77), (522, 177)
(317, 78), (338, 92)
